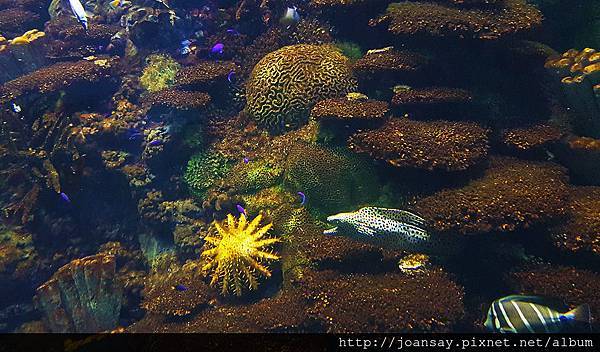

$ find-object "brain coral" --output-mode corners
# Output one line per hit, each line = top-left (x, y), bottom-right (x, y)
(245, 44), (357, 132)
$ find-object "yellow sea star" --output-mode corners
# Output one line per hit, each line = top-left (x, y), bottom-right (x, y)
(201, 213), (280, 296)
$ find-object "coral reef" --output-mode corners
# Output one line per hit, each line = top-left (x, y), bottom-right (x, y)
(509, 265), (600, 326)
(555, 136), (600, 185)
(311, 97), (389, 123)
(299, 269), (464, 332)
(0, 8), (40, 37)
(415, 157), (570, 234)
(550, 186), (600, 256)
(175, 61), (238, 89)
(245, 44), (357, 131)
(141, 264), (211, 316)
(371, 0), (542, 40)
(0, 58), (116, 103)
(352, 49), (428, 80)
(226, 158), (284, 193)
(33, 254), (123, 333)
(143, 89), (211, 111)
(140, 54), (181, 93)
(545, 48), (600, 137)
(184, 150), (231, 199)
(201, 214), (280, 296)
(284, 142), (377, 212)
(45, 23), (120, 59)
(391, 87), (473, 107)
(0, 29), (47, 83)
(498, 123), (563, 157)
(348, 119), (489, 172)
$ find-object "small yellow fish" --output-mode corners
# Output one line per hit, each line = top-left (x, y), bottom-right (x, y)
(346, 92), (369, 101)
(110, 0), (120, 7)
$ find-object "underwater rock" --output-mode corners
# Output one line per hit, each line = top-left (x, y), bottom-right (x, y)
(348, 118), (489, 172)
(550, 186), (600, 257)
(175, 61), (239, 90)
(141, 265), (211, 317)
(0, 8), (40, 37)
(246, 44), (357, 132)
(498, 123), (563, 157)
(545, 48), (600, 138)
(33, 254), (123, 333)
(508, 265), (600, 328)
(0, 229), (39, 308)
(371, 0), (542, 40)
(300, 269), (464, 332)
(415, 157), (570, 235)
(143, 89), (211, 111)
(0, 57), (116, 103)
(284, 142), (377, 213)
(555, 135), (600, 185)
(352, 49), (428, 81)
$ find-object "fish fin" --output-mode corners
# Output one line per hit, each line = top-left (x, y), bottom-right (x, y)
(500, 295), (568, 310)
(323, 227), (338, 235)
(565, 304), (591, 325)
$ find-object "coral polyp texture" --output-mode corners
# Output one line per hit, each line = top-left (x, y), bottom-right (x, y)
(201, 214), (280, 296)
(391, 87), (473, 106)
(545, 48), (600, 137)
(140, 54), (181, 93)
(0, 8), (39, 37)
(175, 61), (238, 89)
(498, 124), (563, 156)
(0, 58), (115, 103)
(144, 89), (211, 111)
(550, 187), (600, 256)
(415, 157), (569, 235)
(33, 254), (123, 333)
(299, 269), (464, 332)
(557, 136), (600, 185)
(352, 49), (428, 80)
(371, 0), (542, 40)
(184, 150), (231, 199)
(245, 44), (357, 131)
(348, 119), (489, 172)
(311, 97), (390, 123)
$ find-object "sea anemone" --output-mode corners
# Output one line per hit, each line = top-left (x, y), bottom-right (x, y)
(201, 214), (280, 296)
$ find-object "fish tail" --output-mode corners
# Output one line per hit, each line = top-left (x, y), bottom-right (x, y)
(565, 304), (591, 325)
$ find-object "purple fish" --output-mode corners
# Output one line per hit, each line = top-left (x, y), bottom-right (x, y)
(211, 43), (224, 55)
(227, 70), (235, 83)
(297, 192), (306, 205)
(148, 140), (162, 146)
(174, 284), (187, 291)
(59, 192), (71, 203)
(243, 157), (249, 164)
(236, 204), (246, 215)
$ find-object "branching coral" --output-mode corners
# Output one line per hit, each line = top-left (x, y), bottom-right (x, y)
(139, 54), (181, 93)
(201, 214), (280, 296)
(246, 44), (357, 132)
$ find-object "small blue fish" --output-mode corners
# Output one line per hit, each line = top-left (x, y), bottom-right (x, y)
(485, 295), (591, 333)
(236, 204), (246, 216)
(147, 140), (162, 146)
(59, 192), (71, 203)
(211, 43), (224, 55)
(11, 102), (21, 113)
(174, 284), (188, 291)
(227, 70), (235, 83)
(279, 7), (300, 27)
(297, 191), (306, 205)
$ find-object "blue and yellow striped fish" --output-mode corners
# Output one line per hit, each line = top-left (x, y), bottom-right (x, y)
(485, 295), (591, 333)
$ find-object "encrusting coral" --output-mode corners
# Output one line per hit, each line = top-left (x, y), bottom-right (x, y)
(348, 118), (489, 172)
(415, 157), (570, 235)
(201, 213), (280, 296)
(245, 44), (357, 132)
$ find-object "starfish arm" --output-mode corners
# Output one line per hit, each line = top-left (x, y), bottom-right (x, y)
(254, 249), (280, 260)
(251, 223), (273, 240)
(245, 214), (263, 236)
(246, 256), (272, 277)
